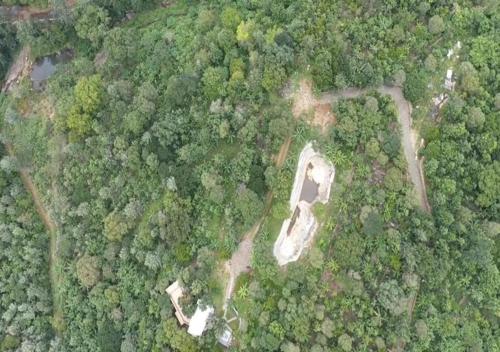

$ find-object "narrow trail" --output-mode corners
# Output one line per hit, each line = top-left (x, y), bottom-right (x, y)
(1, 46), (31, 93)
(223, 223), (261, 310)
(223, 136), (292, 310)
(5, 144), (62, 333)
(275, 137), (292, 168)
(318, 83), (431, 213)
(2, 49), (63, 336)
(223, 78), (431, 318)
(300, 80), (427, 351)
(0, 1), (75, 23)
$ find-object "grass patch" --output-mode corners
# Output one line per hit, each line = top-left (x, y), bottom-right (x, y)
(125, 1), (188, 29)
(209, 263), (226, 315)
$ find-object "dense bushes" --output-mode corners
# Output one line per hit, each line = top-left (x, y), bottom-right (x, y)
(0, 24), (17, 81)
(0, 163), (53, 351)
(0, 0), (498, 351)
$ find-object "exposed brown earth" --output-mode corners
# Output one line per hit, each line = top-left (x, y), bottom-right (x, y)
(1, 46), (31, 93)
(275, 137), (291, 168)
(224, 127), (293, 310)
(291, 79), (336, 133)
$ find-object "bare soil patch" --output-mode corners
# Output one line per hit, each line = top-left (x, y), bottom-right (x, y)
(223, 222), (261, 309)
(314, 103), (336, 133)
(2, 46), (31, 93)
(275, 137), (292, 168)
(370, 160), (385, 185)
(94, 51), (108, 68)
(322, 270), (344, 297)
(292, 80), (316, 117)
(291, 80), (336, 133)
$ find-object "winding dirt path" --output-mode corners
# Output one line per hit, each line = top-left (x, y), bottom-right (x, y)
(223, 223), (260, 310)
(1, 46), (31, 93)
(298, 80), (431, 213)
(2, 50), (63, 336)
(0, 1), (74, 22)
(5, 144), (62, 333)
(223, 135), (292, 309)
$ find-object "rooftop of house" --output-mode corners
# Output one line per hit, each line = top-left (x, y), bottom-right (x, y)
(166, 281), (214, 337)
(187, 304), (214, 337)
(218, 328), (233, 347)
(166, 280), (190, 326)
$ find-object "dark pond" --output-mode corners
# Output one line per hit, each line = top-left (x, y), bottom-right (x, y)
(299, 163), (319, 203)
(31, 50), (73, 90)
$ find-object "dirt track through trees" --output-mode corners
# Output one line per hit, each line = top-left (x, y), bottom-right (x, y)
(222, 79), (436, 310)
(223, 224), (260, 310)
(1, 46), (31, 93)
(2, 49), (63, 335)
(297, 80), (431, 213)
(223, 133), (293, 310)
(0, 1), (75, 23)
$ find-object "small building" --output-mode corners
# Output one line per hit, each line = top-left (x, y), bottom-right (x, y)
(166, 281), (214, 337)
(187, 304), (214, 337)
(444, 69), (455, 91)
(218, 328), (233, 348)
(166, 281), (190, 326)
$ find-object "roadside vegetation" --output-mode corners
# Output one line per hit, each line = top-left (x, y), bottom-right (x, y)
(0, 1), (498, 351)
(0, 146), (53, 351)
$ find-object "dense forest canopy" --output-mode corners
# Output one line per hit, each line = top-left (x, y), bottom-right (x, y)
(0, 0), (498, 351)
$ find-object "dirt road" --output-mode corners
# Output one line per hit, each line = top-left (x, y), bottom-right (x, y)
(2, 48), (63, 335)
(223, 119), (296, 310)
(1, 46), (31, 93)
(309, 82), (431, 213)
(223, 223), (261, 310)
(0, 1), (74, 22)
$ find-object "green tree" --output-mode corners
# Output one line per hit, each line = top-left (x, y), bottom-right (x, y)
(221, 7), (241, 30)
(477, 161), (500, 208)
(76, 254), (101, 289)
(338, 334), (353, 352)
(67, 106), (92, 139)
(363, 211), (384, 236)
(457, 62), (481, 95)
(202, 67), (228, 100)
(104, 211), (129, 242)
(75, 74), (104, 114)
(466, 107), (485, 130)
(384, 167), (403, 191)
(377, 280), (406, 316)
(237, 20), (255, 43)
(262, 64), (286, 92)
(75, 4), (110, 47)
(404, 70), (428, 104)
(428, 15), (444, 34)
(165, 74), (198, 107)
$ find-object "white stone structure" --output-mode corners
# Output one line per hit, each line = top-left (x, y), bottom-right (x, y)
(166, 281), (214, 337)
(218, 327), (233, 347)
(187, 304), (214, 337)
(444, 69), (455, 91)
(166, 281), (190, 326)
(289, 144), (335, 208)
(274, 143), (335, 266)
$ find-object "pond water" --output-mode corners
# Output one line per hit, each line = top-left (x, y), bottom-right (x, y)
(31, 50), (73, 90)
(300, 177), (319, 203)
(299, 165), (319, 203)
